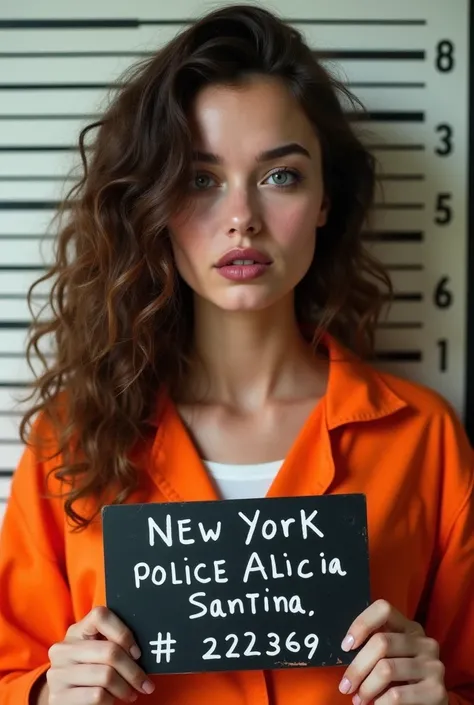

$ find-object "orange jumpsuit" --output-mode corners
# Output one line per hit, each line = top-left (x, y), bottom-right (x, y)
(0, 336), (473, 704)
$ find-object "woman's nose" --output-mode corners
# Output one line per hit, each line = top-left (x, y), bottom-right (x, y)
(224, 188), (263, 237)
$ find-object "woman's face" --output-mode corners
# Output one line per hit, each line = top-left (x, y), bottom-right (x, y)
(167, 75), (329, 313)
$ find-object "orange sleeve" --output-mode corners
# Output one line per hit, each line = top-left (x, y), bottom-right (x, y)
(421, 410), (474, 705)
(0, 415), (75, 705)
(424, 490), (474, 705)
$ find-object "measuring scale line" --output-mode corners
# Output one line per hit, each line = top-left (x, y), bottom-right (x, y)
(377, 175), (425, 181)
(348, 82), (426, 89)
(391, 293), (423, 302)
(0, 382), (29, 388)
(0, 235), (53, 240)
(373, 203), (425, 210)
(385, 265), (424, 272)
(362, 232), (423, 242)
(377, 322), (424, 330)
(0, 18), (430, 29)
(0, 322), (30, 329)
(0, 48), (428, 63)
(0, 83), (427, 93)
(0, 177), (74, 182)
(349, 112), (425, 122)
(0, 19), (138, 29)
(0, 266), (46, 272)
(368, 144), (425, 150)
(0, 113), (100, 120)
(375, 350), (422, 362)
(0, 201), (61, 210)
(0, 83), (121, 91)
(315, 50), (425, 61)
(0, 145), (78, 152)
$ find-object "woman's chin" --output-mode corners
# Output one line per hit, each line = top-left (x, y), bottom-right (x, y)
(211, 289), (286, 313)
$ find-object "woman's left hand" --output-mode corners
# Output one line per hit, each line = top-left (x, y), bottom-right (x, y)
(338, 599), (448, 705)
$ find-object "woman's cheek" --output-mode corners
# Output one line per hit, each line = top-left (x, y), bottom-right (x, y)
(267, 203), (317, 251)
(170, 223), (214, 289)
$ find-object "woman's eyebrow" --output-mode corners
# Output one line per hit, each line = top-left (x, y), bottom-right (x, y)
(192, 142), (311, 164)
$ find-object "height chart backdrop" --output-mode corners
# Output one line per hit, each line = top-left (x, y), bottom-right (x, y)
(0, 0), (472, 522)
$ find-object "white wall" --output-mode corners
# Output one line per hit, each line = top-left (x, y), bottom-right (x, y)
(0, 0), (470, 523)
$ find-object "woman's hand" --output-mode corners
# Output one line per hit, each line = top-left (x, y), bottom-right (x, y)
(338, 599), (448, 705)
(46, 606), (155, 704)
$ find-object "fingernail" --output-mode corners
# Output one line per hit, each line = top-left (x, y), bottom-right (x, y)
(129, 695), (138, 703)
(353, 695), (361, 705)
(341, 634), (355, 652)
(130, 645), (141, 659)
(339, 677), (352, 694)
(142, 680), (155, 694)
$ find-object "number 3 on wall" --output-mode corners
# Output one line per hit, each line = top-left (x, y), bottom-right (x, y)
(435, 124), (453, 156)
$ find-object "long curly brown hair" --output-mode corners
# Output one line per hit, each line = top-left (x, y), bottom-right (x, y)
(18, 4), (391, 529)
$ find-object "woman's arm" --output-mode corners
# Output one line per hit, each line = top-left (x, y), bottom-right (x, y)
(420, 481), (474, 704)
(0, 414), (75, 705)
(337, 407), (474, 705)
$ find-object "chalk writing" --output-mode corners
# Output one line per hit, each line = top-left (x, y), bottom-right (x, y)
(103, 494), (370, 673)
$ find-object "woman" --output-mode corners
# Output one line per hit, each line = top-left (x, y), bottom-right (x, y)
(0, 4), (472, 705)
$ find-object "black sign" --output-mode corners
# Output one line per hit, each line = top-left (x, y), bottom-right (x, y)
(102, 494), (370, 674)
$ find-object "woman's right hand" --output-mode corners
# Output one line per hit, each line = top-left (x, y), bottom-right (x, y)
(45, 605), (156, 704)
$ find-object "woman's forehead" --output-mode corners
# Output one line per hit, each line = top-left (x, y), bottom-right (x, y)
(189, 79), (319, 160)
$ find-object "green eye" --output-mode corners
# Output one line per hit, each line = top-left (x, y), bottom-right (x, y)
(265, 169), (302, 187)
(192, 173), (216, 190)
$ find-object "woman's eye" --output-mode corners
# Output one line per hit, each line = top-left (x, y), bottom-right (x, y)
(265, 169), (301, 187)
(191, 173), (216, 190)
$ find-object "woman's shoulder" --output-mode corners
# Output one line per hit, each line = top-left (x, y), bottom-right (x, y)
(370, 364), (460, 421)
(327, 335), (466, 435)
(4, 392), (71, 557)
(11, 390), (70, 497)
(358, 364), (474, 524)
(327, 334), (462, 427)
(365, 363), (473, 475)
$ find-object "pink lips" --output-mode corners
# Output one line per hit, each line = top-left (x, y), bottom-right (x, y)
(215, 248), (273, 281)
(215, 248), (272, 268)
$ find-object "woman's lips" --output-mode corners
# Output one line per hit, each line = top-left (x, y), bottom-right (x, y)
(216, 262), (271, 281)
(215, 248), (272, 268)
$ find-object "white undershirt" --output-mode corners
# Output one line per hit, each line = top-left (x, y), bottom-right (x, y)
(203, 459), (284, 500)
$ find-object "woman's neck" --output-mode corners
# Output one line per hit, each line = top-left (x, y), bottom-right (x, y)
(179, 294), (328, 411)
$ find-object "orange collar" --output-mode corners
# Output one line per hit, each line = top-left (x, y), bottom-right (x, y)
(323, 334), (408, 430)
(146, 334), (409, 503)
(149, 333), (409, 432)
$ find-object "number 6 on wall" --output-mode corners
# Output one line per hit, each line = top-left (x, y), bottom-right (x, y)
(434, 277), (453, 309)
